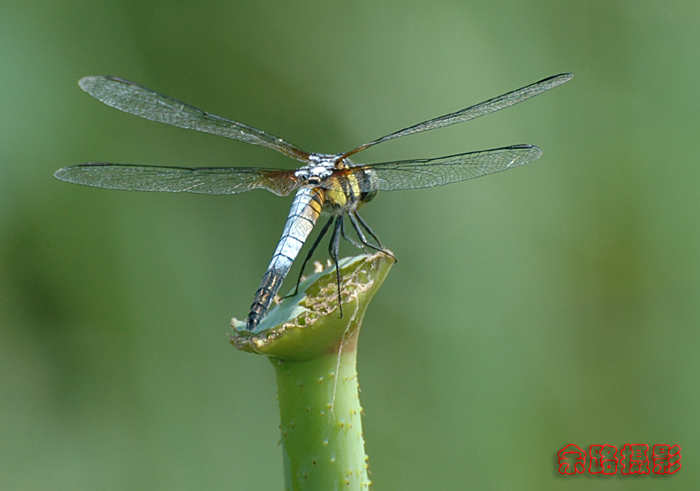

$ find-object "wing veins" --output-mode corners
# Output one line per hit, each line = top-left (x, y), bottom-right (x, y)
(342, 144), (543, 191)
(79, 76), (311, 163)
(342, 73), (572, 158)
(54, 163), (300, 196)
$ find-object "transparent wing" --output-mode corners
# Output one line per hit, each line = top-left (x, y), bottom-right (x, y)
(54, 163), (301, 197)
(346, 144), (542, 191)
(342, 73), (572, 159)
(79, 76), (312, 163)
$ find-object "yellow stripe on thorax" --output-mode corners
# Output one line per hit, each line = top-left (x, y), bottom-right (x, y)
(323, 172), (361, 208)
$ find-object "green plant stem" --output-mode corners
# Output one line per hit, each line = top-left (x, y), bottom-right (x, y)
(273, 338), (367, 489)
(231, 252), (393, 491)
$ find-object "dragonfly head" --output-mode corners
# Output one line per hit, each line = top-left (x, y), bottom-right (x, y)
(295, 153), (341, 185)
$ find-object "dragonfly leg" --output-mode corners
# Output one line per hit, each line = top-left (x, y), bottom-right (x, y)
(340, 215), (366, 250)
(283, 215), (334, 299)
(348, 211), (397, 260)
(353, 211), (384, 248)
(329, 216), (344, 318)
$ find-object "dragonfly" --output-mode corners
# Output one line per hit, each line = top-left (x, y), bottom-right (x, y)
(55, 72), (572, 329)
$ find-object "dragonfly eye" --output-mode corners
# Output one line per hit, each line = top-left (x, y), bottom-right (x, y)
(335, 157), (353, 170)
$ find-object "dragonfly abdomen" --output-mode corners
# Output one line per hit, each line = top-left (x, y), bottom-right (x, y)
(247, 187), (325, 329)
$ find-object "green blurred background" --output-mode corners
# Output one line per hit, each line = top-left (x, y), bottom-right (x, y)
(1, 0), (697, 489)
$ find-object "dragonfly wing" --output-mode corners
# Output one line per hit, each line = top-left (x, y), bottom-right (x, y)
(79, 76), (312, 163)
(354, 144), (542, 191)
(54, 164), (300, 197)
(342, 73), (572, 158)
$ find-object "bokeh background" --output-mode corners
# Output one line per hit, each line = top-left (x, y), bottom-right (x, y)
(2, 0), (697, 489)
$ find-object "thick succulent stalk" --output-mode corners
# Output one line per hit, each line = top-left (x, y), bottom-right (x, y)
(231, 252), (394, 490)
